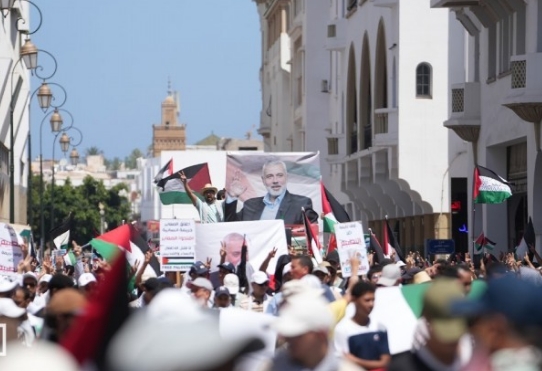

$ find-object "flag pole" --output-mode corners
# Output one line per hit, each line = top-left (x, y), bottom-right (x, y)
(471, 165), (477, 261)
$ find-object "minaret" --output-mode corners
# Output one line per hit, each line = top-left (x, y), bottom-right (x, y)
(152, 80), (186, 157)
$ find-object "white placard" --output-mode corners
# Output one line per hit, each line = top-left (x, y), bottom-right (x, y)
(159, 219), (196, 272)
(335, 221), (369, 277)
(0, 223), (24, 274)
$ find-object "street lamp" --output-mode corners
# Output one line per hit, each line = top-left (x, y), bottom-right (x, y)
(69, 147), (79, 166)
(99, 202), (105, 235)
(51, 123), (82, 230)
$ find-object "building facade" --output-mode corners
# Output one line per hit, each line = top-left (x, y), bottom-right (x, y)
(433, 0), (542, 253)
(253, 0), (467, 252)
(0, 2), (32, 224)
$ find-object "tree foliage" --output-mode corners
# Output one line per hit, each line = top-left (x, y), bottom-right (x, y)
(29, 175), (132, 246)
(124, 148), (144, 170)
(85, 146), (103, 156)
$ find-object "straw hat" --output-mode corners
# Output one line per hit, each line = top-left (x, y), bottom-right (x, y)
(201, 183), (218, 194)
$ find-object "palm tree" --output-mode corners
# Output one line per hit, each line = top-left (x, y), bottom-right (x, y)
(85, 146), (103, 156)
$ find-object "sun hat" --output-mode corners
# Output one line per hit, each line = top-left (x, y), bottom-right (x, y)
(201, 183), (218, 194)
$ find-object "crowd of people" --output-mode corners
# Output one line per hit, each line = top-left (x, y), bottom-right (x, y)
(1, 234), (542, 371)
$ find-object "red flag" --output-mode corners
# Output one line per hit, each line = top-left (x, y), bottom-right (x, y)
(60, 251), (129, 368)
(302, 208), (323, 263)
(327, 234), (338, 255)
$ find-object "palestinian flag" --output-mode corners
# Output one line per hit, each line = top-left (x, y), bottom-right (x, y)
(155, 162), (211, 205)
(60, 250), (129, 368)
(50, 213), (73, 250)
(473, 165), (512, 204)
(63, 250), (77, 266)
(321, 183), (351, 233)
(153, 158), (174, 183)
(370, 280), (486, 354)
(368, 230), (386, 264)
(474, 232), (496, 253)
(385, 219), (405, 262)
(515, 217), (535, 260)
(302, 207), (323, 263)
(91, 224), (161, 278)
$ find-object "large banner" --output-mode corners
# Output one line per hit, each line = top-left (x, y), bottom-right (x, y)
(0, 223), (24, 274)
(225, 152), (322, 227)
(159, 219), (196, 272)
(195, 220), (288, 274)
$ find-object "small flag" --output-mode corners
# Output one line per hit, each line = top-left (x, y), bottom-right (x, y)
(515, 217), (535, 260)
(385, 218), (405, 262)
(302, 207), (323, 263)
(153, 158), (174, 183)
(473, 165), (512, 204)
(369, 230), (386, 264)
(474, 232), (496, 253)
(321, 182), (351, 233)
(50, 213), (73, 250)
(155, 162), (212, 205)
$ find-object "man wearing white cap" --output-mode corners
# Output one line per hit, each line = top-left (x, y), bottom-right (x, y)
(238, 271), (270, 313)
(187, 277), (214, 308)
(262, 295), (363, 371)
(78, 273), (97, 297)
(376, 264), (402, 287)
(0, 297), (27, 349)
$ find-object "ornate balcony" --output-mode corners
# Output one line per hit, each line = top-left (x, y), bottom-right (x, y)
(443, 82), (481, 142)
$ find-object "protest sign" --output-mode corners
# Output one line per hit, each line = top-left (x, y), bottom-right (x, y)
(0, 223), (24, 274)
(335, 221), (369, 277)
(160, 219), (196, 271)
(195, 220), (288, 275)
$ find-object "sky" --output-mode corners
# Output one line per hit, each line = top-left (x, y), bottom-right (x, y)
(30, 0), (262, 161)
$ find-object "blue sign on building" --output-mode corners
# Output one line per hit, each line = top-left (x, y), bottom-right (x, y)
(426, 239), (455, 255)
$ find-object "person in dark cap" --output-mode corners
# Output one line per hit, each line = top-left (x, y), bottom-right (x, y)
(213, 286), (232, 309)
(452, 275), (542, 370)
(210, 262), (235, 289)
(48, 274), (75, 299)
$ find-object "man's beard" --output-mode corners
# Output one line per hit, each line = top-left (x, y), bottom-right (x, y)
(266, 185), (285, 197)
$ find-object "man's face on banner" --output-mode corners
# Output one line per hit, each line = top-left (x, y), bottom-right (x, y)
(262, 163), (287, 197)
(224, 234), (249, 267)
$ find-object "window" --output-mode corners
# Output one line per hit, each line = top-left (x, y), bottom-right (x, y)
(416, 63), (432, 98)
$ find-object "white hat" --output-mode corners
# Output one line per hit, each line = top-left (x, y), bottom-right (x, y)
(300, 274), (323, 290)
(78, 273), (97, 287)
(0, 298), (26, 318)
(224, 273), (239, 295)
(187, 277), (213, 292)
(0, 278), (17, 293)
(0, 341), (79, 371)
(106, 298), (264, 371)
(39, 274), (52, 284)
(23, 272), (38, 282)
(396, 261), (407, 268)
(377, 264), (402, 287)
(147, 289), (207, 323)
(251, 271), (269, 285)
(313, 266), (329, 275)
(281, 279), (323, 299)
(282, 263), (292, 276)
(272, 296), (333, 337)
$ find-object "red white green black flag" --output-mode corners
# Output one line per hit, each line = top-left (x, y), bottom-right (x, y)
(473, 165), (512, 204)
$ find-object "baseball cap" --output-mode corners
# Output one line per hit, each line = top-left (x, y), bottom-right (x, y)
(23, 272), (38, 282)
(215, 286), (231, 297)
(0, 278), (17, 293)
(39, 274), (52, 284)
(224, 273), (239, 295)
(251, 271), (269, 285)
(451, 274), (542, 327)
(217, 262), (235, 274)
(78, 273), (97, 287)
(190, 261), (209, 275)
(188, 277), (214, 292)
(423, 278), (467, 343)
(377, 264), (401, 287)
(0, 298), (26, 318)
(313, 266), (329, 275)
(272, 295), (333, 337)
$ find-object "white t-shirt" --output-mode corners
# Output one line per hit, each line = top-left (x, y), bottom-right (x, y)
(334, 317), (390, 361)
(196, 198), (224, 223)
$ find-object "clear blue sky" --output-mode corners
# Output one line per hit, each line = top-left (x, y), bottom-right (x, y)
(31, 1), (261, 161)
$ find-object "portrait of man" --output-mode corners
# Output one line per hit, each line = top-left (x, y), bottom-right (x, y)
(222, 232), (248, 267)
(225, 159), (318, 225)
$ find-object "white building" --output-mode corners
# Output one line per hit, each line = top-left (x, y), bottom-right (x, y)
(253, 0), (467, 251)
(0, 2), (32, 224)
(432, 0), (542, 253)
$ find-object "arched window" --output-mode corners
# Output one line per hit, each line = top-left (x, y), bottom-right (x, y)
(416, 62), (432, 98)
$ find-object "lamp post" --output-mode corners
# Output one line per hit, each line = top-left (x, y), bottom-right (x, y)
(99, 202), (105, 235)
(51, 123), (82, 231)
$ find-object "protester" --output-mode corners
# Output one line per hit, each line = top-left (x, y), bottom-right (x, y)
(180, 170), (224, 223)
(0, 297), (27, 349)
(388, 278), (469, 371)
(238, 271), (270, 313)
(213, 286), (232, 309)
(43, 288), (87, 342)
(187, 277), (214, 308)
(77, 272), (97, 297)
(334, 281), (391, 370)
(263, 294), (363, 370)
(376, 264), (401, 287)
